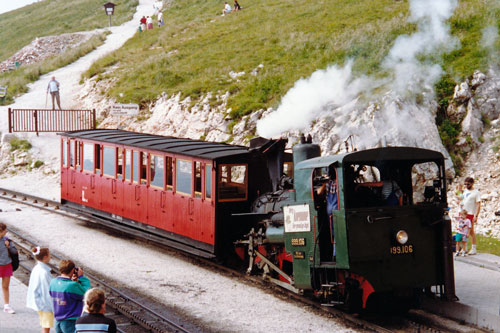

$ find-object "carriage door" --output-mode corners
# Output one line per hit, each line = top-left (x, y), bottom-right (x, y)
(191, 161), (204, 242)
(133, 151), (148, 223)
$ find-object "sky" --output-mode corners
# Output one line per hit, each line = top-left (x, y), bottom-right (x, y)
(0, 0), (39, 15)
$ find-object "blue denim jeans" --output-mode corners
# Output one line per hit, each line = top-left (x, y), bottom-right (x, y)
(55, 319), (76, 333)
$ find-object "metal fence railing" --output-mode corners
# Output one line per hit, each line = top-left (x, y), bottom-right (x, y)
(8, 108), (96, 135)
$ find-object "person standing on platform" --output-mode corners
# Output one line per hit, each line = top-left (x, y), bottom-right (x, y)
(0, 223), (16, 314)
(459, 177), (481, 255)
(47, 76), (62, 110)
(27, 247), (54, 333)
(50, 260), (91, 333)
(76, 288), (117, 333)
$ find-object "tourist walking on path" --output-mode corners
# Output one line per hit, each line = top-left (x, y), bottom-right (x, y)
(47, 76), (62, 110)
(76, 288), (117, 333)
(0, 222), (17, 314)
(158, 11), (164, 27)
(27, 247), (54, 333)
(459, 177), (481, 254)
(146, 16), (153, 30)
(49, 260), (91, 333)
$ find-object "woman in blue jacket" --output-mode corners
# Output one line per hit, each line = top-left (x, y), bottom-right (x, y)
(27, 247), (54, 333)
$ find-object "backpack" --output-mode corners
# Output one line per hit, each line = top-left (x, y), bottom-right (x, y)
(8, 246), (19, 271)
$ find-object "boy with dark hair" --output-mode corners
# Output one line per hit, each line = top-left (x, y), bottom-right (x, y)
(49, 260), (91, 333)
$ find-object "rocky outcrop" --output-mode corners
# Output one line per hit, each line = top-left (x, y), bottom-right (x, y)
(0, 32), (99, 73)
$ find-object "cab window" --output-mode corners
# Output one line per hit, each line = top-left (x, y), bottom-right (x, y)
(69, 141), (75, 168)
(218, 164), (248, 201)
(176, 159), (192, 195)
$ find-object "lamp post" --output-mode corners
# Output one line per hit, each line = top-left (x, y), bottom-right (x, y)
(103, 2), (116, 27)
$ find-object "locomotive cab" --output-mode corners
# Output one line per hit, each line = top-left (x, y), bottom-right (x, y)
(242, 145), (456, 313)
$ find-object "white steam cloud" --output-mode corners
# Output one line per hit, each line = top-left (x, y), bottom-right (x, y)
(257, 0), (459, 139)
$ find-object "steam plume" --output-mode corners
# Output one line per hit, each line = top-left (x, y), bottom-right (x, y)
(257, 0), (459, 140)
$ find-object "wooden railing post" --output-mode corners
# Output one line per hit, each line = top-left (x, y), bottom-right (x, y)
(92, 109), (96, 129)
(8, 108), (12, 133)
(34, 110), (39, 136)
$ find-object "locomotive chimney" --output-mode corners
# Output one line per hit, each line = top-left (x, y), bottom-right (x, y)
(293, 133), (321, 172)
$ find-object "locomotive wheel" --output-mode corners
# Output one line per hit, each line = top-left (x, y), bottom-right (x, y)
(343, 278), (362, 313)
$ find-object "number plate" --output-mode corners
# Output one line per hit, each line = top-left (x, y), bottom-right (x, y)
(291, 238), (306, 246)
(390, 245), (413, 255)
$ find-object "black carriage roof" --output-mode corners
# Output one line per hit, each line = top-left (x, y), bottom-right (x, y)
(59, 129), (250, 160)
(297, 146), (444, 169)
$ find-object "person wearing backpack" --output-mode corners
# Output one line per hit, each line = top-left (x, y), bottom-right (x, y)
(27, 247), (54, 333)
(0, 222), (18, 314)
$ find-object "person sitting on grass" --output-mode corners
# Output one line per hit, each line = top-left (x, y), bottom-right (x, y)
(222, 1), (232, 15)
(233, 0), (242, 11)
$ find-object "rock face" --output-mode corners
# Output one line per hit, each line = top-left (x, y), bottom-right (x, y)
(0, 32), (99, 73)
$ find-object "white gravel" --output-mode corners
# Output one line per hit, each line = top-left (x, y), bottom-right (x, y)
(0, 1), (360, 331)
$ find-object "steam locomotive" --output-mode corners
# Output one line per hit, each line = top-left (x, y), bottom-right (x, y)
(59, 129), (456, 311)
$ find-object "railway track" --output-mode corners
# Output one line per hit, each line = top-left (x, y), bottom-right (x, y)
(0, 187), (480, 333)
(9, 228), (191, 333)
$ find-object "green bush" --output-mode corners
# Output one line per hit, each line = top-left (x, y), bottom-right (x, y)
(9, 138), (32, 152)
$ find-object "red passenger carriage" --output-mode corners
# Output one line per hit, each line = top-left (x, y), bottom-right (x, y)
(59, 129), (279, 258)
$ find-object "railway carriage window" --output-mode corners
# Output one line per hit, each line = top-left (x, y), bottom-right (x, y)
(76, 142), (81, 170)
(83, 143), (94, 172)
(205, 165), (212, 200)
(141, 153), (147, 184)
(69, 141), (75, 168)
(133, 152), (140, 183)
(95, 145), (101, 175)
(166, 156), (173, 191)
(218, 164), (248, 201)
(195, 162), (202, 198)
(150, 154), (165, 189)
(103, 146), (116, 177)
(283, 162), (293, 177)
(176, 160), (192, 195)
(125, 150), (132, 182)
(62, 140), (67, 167)
(412, 162), (442, 204)
(117, 149), (123, 179)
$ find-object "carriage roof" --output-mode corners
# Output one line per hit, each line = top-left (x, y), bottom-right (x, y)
(59, 129), (251, 160)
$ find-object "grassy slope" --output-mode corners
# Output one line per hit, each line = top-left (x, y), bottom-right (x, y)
(0, 0), (138, 62)
(83, 0), (500, 120)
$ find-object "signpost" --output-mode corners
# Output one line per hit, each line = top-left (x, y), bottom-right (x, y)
(103, 2), (116, 27)
(110, 103), (139, 116)
(110, 103), (139, 129)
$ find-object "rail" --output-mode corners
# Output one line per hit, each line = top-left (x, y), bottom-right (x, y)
(8, 108), (96, 135)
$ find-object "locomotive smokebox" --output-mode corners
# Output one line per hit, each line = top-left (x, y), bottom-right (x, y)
(293, 134), (321, 169)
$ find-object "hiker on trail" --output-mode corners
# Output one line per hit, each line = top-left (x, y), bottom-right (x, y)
(158, 11), (164, 27)
(140, 16), (147, 32)
(146, 16), (153, 30)
(46, 76), (61, 110)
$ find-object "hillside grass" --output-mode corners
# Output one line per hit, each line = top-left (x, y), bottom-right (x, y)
(0, 32), (109, 105)
(0, 0), (138, 63)
(82, 0), (500, 121)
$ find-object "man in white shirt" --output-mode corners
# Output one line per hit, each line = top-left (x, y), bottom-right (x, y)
(461, 177), (480, 254)
(222, 2), (232, 15)
(46, 76), (61, 110)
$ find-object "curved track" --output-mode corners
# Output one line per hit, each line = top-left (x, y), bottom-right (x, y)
(0, 187), (479, 333)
